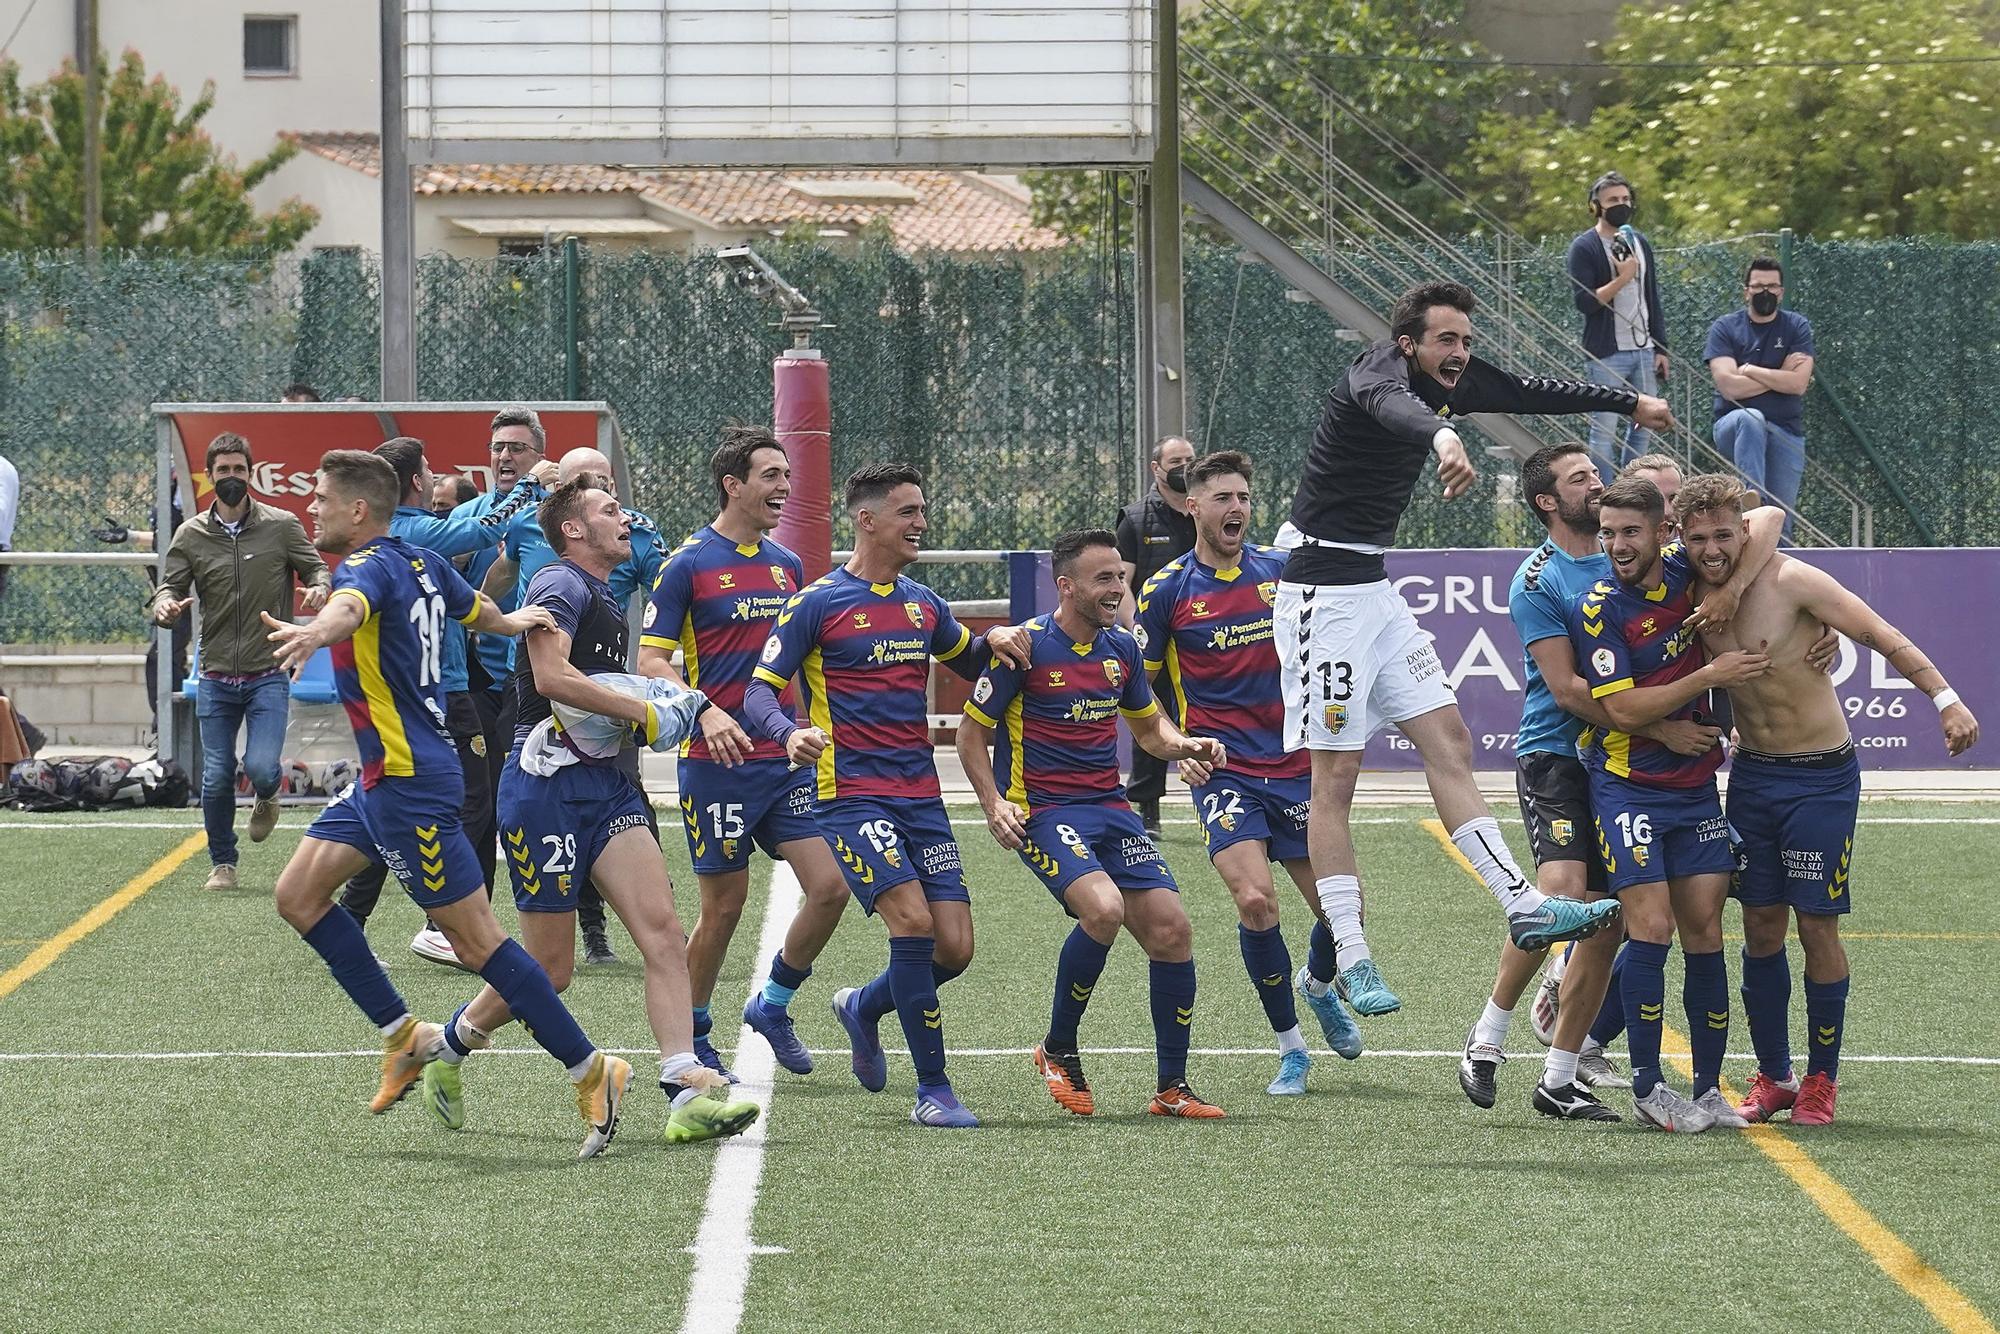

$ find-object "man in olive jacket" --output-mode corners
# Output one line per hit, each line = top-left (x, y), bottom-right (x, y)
(149, 433), (331, 890)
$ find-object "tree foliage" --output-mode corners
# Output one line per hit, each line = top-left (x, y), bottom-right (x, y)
(1462, 0), (2000, 241)
(0, 50), (317, 253)
(1029, 0), (1547, 241)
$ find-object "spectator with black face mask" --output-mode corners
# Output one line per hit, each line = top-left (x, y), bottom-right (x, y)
(148, 432), (330, 891)
(1707, 255), (1816, 537)
(1567, 171), (1670, 480)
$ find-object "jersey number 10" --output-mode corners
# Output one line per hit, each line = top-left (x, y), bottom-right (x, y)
(408, 595), (447, 689)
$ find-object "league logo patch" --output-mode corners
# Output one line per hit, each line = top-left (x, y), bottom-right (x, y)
(761, 635), (783, 663)
(1103, 659), (1124, 689)
(643, 601), (657, 628)
(1591, 647), (1617, 678)
(1324, 702), (1348, 735)
(903, 600), (925, 628)
(972, 676), (994, 705)
(1550, 818), (1573, 846)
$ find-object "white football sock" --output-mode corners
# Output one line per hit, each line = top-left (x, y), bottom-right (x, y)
(1314, 874), (1370, 963)
(1276, 1025), (1307, 1056)
(379, 1015), (413, 1040)
(1473, 999), (1512, 1051)
(1544, 1047), (1581, 1089)
(1450, 817), (1548, 916)
(567, 1051), (600, 1084)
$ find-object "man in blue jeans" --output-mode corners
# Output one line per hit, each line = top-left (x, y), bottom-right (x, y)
(1566, 171), (1670, 479)
(150, 433), (330, 890)
(1706, 255), (1815, 536)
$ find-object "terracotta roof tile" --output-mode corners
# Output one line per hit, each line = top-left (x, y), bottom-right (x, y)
(284, 133), (1063, 253)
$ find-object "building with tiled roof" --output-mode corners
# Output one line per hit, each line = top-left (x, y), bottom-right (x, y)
(273, 133), (1065, 259)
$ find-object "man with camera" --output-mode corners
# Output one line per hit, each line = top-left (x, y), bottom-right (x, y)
(1567, 171), (1670, 480)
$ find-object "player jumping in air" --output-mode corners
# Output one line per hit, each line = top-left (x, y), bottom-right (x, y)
(1276, 281), (1666, 1015)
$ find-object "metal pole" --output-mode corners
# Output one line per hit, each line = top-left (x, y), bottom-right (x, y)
(1134, 171), (1157, 499)
(379, 0), (416, 400)
(562, 235), (581, 399)
(1143, 0), (1185, 446)
(79, 0), (100, 263)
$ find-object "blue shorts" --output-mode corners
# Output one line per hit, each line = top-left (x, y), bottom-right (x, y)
(677, 756), (818, 874)
(1021, 802), (1177, 904)
(496, 757), (655, 914)
(307, 777), (484, 908)
(815, 795), (968, 915)
(1728, 744), (1860, 916)
(1587, 769), (1734, 895)
(1191, 772), (1310, 863)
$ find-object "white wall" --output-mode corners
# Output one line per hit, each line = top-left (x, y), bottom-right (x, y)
(4, 1), (378, 168)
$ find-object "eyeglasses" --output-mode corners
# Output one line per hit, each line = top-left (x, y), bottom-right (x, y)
(490, 441), (540, 456)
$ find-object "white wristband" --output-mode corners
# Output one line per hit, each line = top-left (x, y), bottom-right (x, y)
(1933, 688), (1961, 714)
(1431, 426), (1459, 454)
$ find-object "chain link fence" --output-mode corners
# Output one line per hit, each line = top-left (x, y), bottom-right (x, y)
(3, 235), (1994, 642)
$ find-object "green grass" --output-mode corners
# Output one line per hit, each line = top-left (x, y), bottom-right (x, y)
(1, 800), (1995, 1332)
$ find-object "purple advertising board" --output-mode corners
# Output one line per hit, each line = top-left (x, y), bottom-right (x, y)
(1367, 548), (2000, 770)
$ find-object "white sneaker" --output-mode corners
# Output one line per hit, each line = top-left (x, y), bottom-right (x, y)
(410, 925), (468, 970)
(1632, 1082), (1716, 1134)
(1577, 1046), (1631, 1089)
(1694, 1087), (1750, 1129)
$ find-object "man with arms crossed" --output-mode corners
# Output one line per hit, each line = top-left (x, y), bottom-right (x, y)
(638, 425), (851, 1080)
(1277, 280), (1659, 1014)
(1677, 475), (1978, 1126)
(1136, 451), (1360, 1096)
(960, 528), (1229, 1119)
(438, 480), (760, 1146)
(263, 451), (629, 1158)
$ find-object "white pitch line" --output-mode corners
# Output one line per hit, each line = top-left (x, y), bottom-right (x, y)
(677, 862), (801, 1334)
(1, 1045), (1993, 1066)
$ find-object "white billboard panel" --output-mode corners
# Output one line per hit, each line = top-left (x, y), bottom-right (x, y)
(406, 0), (1154, 166)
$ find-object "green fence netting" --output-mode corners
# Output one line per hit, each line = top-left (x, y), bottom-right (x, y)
(3, 235), (1995, 643)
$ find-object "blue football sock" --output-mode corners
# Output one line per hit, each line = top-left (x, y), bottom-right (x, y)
(1622, 939), (1671, 1098)
(1239, 923), (1299, 1035)
(1683, 949), (1729, 1096)
(1804, 974), (1850, 1079)
(1740, 946), (1794, 1080)
(1047, 925), (1112, 1051)
(932, 961), (966, 988)
(1588, 940), (1629, 1046)
(692, 1005), (712, 1040)
(478, 938), (594, 1069)
(1149, 958), (1197, 1090)
(763, 950), (811, 1009)
(301, 906), (408, 1030)
(888, 935), (947, 1086)
(1307, 920), (1338, 984)
(857, 965), (897, 1024)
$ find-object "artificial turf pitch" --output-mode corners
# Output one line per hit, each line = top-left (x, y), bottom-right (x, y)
(1, 801), (1995, 1332)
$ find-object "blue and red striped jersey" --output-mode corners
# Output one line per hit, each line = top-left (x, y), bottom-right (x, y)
(752, 568), (973, 801)
(1134, 544), (1304, 781)
(327, 535), (480, 788)
(641, 526), (803, 762)
(1569, 544), (1723, 789)
(964, 617), (1156, 810)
